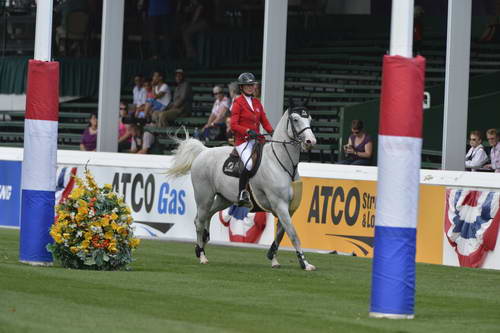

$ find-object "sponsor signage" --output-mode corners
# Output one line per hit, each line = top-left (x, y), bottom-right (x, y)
(0, 161), (22, 227)
(284, 177), (444, 264)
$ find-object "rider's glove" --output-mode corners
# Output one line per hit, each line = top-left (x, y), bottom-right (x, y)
(247, 129), (259, 139)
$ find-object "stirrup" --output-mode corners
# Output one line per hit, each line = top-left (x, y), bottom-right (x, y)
(237, 190), (252, 208)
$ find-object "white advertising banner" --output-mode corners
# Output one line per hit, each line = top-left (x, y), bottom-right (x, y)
(54, 162), (275, 245)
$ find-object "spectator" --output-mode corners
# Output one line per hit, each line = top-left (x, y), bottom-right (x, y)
(465, 130), (489, 171)
(118, 102), (132, 152)
(200, 85), (230, 140)
(337, 120), (373, 165)
(484, 128), (500, 172)
(228, 81), (240, 109)
(135, 79), (154, 119)
(178, 0), (212, 60)
(80, 112), (97, 151)
(144, 71), (171, 126)
(129, 123), (156, 154)
(143, 0), (175, 60)
(132, 75), (146, 113)
(54, 0), (90, 56)
(159, 68), (193, 127)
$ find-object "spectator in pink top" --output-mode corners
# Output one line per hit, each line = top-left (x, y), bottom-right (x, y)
(118, 102), (132, 152)
(484, 128), (500, 172)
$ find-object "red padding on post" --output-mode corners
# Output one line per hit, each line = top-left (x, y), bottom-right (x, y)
(379, 55), (426, 138)
(25, 60), (59, 121)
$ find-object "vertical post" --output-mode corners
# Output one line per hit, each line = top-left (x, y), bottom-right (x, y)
(97, 0), (124, 152)
(442, 0), (472, 171)
(261, 0), (288, 127)
(33, 0), (53, 61)
(19, 0), (59, 265)
(370, 0), (425, 319)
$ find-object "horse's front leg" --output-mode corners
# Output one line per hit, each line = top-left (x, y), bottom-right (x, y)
(267, 222), (285, 268)
(273, 203), (316, 271)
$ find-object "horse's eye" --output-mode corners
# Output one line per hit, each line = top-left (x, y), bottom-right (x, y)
(293, 118), (298, 122)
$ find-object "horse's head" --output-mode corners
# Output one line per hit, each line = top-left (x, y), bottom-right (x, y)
(286, 106), (316, 151)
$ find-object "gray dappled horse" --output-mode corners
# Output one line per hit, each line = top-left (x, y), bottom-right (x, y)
(165, 107), (318, 270)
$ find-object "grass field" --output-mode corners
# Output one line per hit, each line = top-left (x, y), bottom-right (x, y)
(1, 228), (499, 333)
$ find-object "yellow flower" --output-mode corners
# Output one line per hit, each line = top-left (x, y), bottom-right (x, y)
(101, 216), (110, 226)
(70, 246), (79, 254)
(117, 197), (124, 204)
(124, 207), (131, 214)
(62, 233), (70, 239)
(129, 238), (140, 248)
(84, 231), (93, 240)
(69, 187), (84, 199)
(103, 184), (112, 191)
(50, 230), (63, 243)
(110, 222), (119, 230)
(110, 213), (118, 221)
(104, 231), (114, 240)
(81, 239), (90, 249)
(108, 240), (118, 253)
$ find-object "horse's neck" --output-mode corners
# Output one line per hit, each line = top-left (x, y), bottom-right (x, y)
(264, 113), (300, 179)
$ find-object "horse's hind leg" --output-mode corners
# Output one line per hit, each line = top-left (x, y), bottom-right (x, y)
(195, 194), (232, 264)
(267, 222), (285, 268)
(272, 202), (316, 271)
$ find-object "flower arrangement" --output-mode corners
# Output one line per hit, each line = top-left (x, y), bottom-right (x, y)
(47, 168), (140, 270)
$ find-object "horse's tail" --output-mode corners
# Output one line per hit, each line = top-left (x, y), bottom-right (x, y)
(165, 135), (207, 178)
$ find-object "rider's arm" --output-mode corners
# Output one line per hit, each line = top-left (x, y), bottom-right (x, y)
(230, 100), (250, 136)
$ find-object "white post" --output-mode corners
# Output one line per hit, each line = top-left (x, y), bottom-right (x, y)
(442, 0), (472, 171)
(261, 0), (288, 127)
(34, 0), (53, 61)
(389, 0), (413, 57)
(97, 0), (124, 152)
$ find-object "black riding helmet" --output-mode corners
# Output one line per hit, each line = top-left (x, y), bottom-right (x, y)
(237, 72), (258, 85)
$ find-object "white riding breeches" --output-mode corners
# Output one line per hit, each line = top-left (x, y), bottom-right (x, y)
(236, 140), (255, 171)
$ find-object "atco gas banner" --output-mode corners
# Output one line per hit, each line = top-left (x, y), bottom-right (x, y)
(54, 164), (274, 245)
(284, 177), (445, 264)
(0, 160), (22, 227)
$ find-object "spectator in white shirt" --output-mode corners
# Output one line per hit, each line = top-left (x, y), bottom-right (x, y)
(132, 75), (146, 112)
(484, 128), (500, 173)
(199, 85), (230, 140)
(465, 130), (489, 171)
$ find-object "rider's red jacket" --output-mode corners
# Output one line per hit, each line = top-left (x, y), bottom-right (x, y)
(230, 95), (273, 146)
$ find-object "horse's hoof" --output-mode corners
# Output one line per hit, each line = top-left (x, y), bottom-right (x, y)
(199, 255), (209, 264)
(304, 264), (316, 271)
(271, 258), (280, 268)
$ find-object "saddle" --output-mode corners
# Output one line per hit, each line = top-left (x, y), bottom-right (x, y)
(222, 142), (264, 179)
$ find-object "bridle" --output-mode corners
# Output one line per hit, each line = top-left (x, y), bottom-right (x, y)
(268, 108), (312, 180)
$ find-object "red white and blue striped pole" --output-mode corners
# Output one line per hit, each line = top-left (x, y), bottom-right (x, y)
(369, 0), (426, 319)
(19, 0), (59, 265)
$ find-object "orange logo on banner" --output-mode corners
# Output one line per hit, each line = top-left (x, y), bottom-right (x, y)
(284, 177), (445, 264)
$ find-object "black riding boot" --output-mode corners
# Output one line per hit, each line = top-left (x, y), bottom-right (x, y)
(237, 169), (252, 208)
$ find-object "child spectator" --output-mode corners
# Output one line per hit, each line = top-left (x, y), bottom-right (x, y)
(144, 71), (171, 126)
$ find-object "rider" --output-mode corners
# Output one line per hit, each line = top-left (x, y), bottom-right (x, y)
(230, 73), (274, 208)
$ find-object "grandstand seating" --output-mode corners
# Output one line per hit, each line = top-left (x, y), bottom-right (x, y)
(1, 36), (499, 167)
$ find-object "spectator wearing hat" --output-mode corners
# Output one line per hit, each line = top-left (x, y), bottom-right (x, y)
(159, 69), (193, 127)
(200, 85), (230, 140)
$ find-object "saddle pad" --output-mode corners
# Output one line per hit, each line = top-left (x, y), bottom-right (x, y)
(222, 155), (241, 178)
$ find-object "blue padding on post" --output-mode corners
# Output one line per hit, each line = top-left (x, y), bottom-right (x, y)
(19, 189), (54, 262)
(370, 226), (416, 315)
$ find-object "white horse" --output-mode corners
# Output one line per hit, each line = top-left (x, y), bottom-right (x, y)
(165, 107), (317, 270)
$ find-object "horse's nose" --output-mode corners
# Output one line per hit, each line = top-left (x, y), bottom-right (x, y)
(307, 137), (317, 146)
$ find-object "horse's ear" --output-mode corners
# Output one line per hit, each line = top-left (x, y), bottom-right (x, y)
(303, 96), (310, 108)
